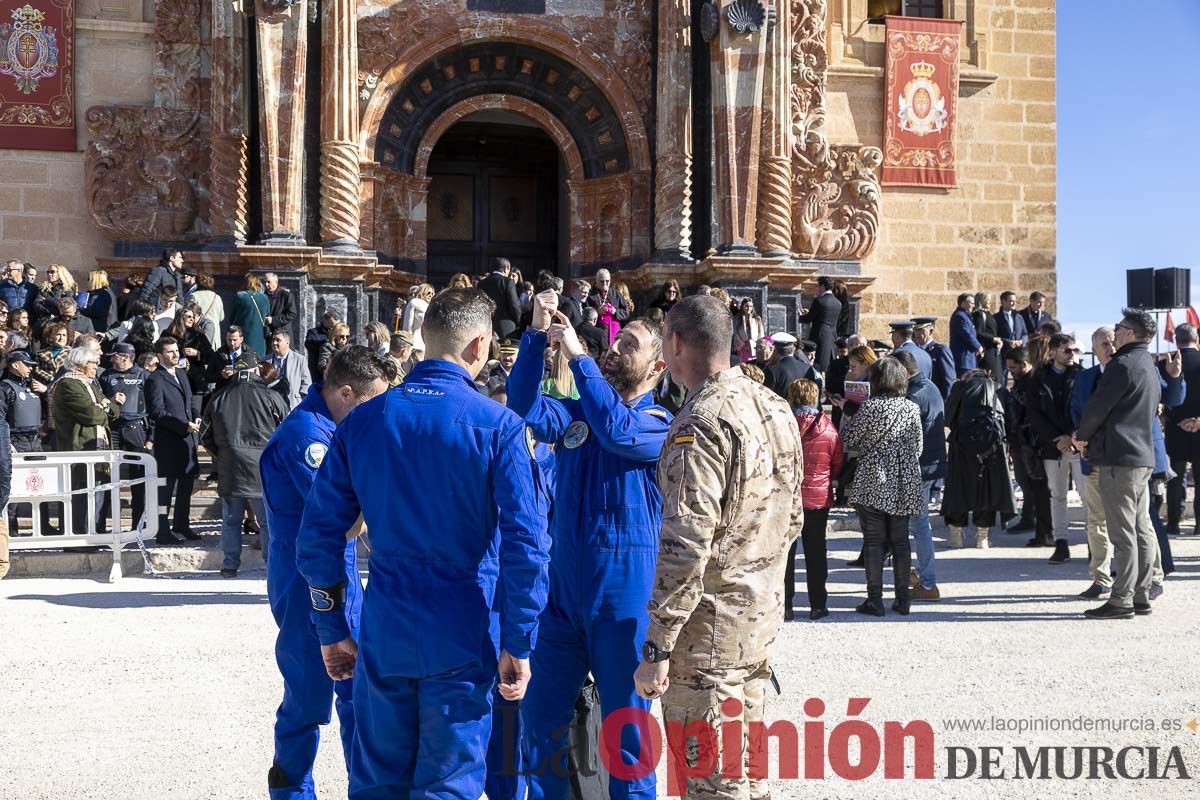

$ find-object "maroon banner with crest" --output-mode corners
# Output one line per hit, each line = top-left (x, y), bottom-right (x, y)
(0, 0), (74, 151)
(882, 15), (962, 188)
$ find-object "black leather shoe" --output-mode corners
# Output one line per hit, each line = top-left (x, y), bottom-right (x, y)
(1048, 541), (1071, 564)
(1078, 582), (1110, 600)
(155, 530), (186, 546)
(1083, 603), (1135, 620)
(809, 608), (829, 621)
(1026, 536), (1054, 547)
(220, 568), (238, 578)
(892, 599), (911, 616)
(1165, 524), (1181, 536)
(1133, 602), (1152, 616)
(175, 528), (201, 541)
(855, 599), (885, 617)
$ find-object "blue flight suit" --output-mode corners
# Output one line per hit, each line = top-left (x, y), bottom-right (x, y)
(296, 360), (551, 800)
(507, 330), (671, 800)
(260, 385), (362, 800)
(924, 340), (956, 401)
(896, 340), (933, 381)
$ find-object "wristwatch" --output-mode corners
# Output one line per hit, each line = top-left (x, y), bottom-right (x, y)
(642, 641), (671, 663)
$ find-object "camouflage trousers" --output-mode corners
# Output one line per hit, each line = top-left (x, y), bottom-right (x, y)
(662, 660), (772, 800)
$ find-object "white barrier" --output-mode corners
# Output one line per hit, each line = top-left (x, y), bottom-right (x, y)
(6, 451), (163, 582)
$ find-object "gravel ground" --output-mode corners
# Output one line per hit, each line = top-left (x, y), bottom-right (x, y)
(2, 506), (1198, 799)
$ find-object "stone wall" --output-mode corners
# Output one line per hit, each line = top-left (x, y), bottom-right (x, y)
(0, 9), (156, 273)
(826, 0), (1057, 338)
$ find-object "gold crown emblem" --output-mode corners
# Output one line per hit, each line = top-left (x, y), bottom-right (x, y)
(909, 61), (936, 79)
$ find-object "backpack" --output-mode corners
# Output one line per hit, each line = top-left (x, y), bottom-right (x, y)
(955, 380), (1006, 465)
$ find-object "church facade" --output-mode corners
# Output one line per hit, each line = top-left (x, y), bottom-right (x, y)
(4, 0), (1055, 338)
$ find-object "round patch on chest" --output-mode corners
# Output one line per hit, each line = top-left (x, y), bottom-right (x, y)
(563, 420), (590, 449)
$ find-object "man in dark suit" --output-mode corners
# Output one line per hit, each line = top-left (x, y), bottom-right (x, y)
(995, 291), (1029, 349)
(800, 276), (842, 371)
(1019, 291), (1050, 337)
(476, 257), (522, 339)
(949, 293), (984, 377)
(913, 317), (957, 402)
(1164, 323), (1200, 534)
(557, 279), (589, 328)
(146, 336), (200, 545)
(577, 306), (608, 358)
(764, 332), (815, 398)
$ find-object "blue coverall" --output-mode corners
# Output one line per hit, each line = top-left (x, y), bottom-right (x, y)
(296, 360), (551, 800)
(259, 386), (362, 800)
(507, 330), (671, 800)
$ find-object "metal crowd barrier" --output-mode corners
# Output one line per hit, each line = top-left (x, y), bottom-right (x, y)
(6, 451), (162, 582)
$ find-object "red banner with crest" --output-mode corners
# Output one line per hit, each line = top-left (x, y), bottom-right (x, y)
(882, 16), (962, 188)
(0, 0), (74, 151)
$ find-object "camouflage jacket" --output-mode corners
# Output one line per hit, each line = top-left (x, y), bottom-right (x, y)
(646, 367), (804, 669)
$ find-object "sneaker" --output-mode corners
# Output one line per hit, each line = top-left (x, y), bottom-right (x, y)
(855, 599), (885, 617)
(1078, 582), (1110, 600)
(1133, 602), (1152, 616)
(912, 584), (941, 601)
(220, 568), (238, 578)
(1083, 603), (1135, 620)
(1149, 583), (1164, 601)
(1048, 540), (1071, 564)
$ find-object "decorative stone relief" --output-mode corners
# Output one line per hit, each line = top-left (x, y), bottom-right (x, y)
(789, 0), (881, 260)
(726, 0), (766, 35)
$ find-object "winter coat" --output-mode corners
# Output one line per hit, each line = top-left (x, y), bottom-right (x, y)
(842, 394), (924, 516)
(942, 373), (1017, 518)
(230, 290), (270, 356)
(795, 408), (844, 510)
(202, 373), (288, 498)
(1077, 342), (1162, 468)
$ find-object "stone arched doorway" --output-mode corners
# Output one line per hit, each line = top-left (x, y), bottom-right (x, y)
(358, 39), (650, 280)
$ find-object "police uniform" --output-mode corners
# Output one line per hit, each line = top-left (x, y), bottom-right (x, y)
(914, 317), (955, 401)
(507, 329), (671, 800)
(645, 368), (803, 800)
(98, 363), (152, 527)
(296, 360), (550, 800)
(0, 366), (54, 533)
(260, 386), (361, 800)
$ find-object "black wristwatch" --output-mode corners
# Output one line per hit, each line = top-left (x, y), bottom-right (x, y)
(642, 641), (671, 663)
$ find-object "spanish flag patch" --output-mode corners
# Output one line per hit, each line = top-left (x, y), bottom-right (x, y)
(673, 433), (695, 446)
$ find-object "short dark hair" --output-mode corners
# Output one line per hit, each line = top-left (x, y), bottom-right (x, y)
(1004, 345), (1030, 364)
(1039, 319), (1061, 335)
(130, 299), (155, 317)
(1000, 291), (1016, 303)
(1175, 323), (1198, 347)
(159, 285), (178, 299)
(323, 344), (398, 398)
(534, 269), (557, 293)
(891, 349), (919, 377)
(227, 325), (244, 337)
(868, 357), (909, 398)
(817, 276), (834, 291)
(154, 336), (179, 354)
(957, 292), (973, 306)
(666, 295), (733, 360)
(1119, 308), (1156, 340)
(1048, 333), (1075, 351)
(1030, 291), (1046, 302)
(321, 309), (340, 323)
(493, 257), (512, 274)
(627, 316), (664, 361)
(423, 288), (495, 353)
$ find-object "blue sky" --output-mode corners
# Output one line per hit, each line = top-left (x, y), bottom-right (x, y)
(1057, 1), (1200, 338)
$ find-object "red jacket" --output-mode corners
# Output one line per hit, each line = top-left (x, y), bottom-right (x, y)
(796, 409), (844, 510)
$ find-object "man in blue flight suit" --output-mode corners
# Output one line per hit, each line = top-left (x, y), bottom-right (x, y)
(913, 316), (956, 401)
(508, 290), (670, 800)
(259, 345), (396, 800)
(889, 320), (932, 380)
(296, 288), (551, 800)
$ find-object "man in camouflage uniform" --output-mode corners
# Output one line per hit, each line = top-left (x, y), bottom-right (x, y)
(634, 295), (804, 800)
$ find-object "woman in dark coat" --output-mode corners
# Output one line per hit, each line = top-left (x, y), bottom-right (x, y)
(943, 369), (1017, 548)
(971, 291), (1004, 383)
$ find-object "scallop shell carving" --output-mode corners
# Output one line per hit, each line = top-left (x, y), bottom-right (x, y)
(726, 0), (766, 35)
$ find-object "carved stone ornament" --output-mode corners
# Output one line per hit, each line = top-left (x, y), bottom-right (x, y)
(789, 0), (881, 260)
(700, 2), (720, 43)
(260, 0), (301, 11)
(726, 0), (766, 35)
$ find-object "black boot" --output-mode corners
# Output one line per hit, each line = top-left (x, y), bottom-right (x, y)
(1048, 539), (1071, 564)
(857, 586), (885, 617)
(846, 545), (866, 568)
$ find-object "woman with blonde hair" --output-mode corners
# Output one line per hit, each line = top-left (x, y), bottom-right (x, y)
(615, 281), (635, 316)
(400, 282), (435, 352)
(317, 322), (351, 377)
(34, 264), (78, 331)
(541, 343), (578, 400)
(230, 272), (271, 355)
(190, 272), (224, 348)
(971, 291), (1004, 382)
(447, 272), (472, 290)
(364, 321), (391, 357)
(81, 269), (118, 330)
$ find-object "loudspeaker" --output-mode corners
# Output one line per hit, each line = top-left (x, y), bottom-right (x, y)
(1126, 268), (1155, 309)
(1154, 268), (1191, 310)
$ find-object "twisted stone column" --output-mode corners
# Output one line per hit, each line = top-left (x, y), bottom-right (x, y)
(756, 2), (793, 256)
(653, 0), (693, 261)
(209, 0), (247, 244)
(320, 0), (362, 252)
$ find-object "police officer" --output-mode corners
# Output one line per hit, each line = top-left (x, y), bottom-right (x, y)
(296, 288), (551, 800)
(260, 346), (395, 800)
(634, 296), (804, 800)
(508, 291), (670, 800)
(913, 317), (955, 401)
(0, 350), (55, 534)
(98, 343), (151, 530)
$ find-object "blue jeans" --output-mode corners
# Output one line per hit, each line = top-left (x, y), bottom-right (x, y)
(221, 496), (267, 571)
(908, 479), (938, 589)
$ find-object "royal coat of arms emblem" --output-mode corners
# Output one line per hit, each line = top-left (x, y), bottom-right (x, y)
(0, 5), (59, 95)
(896, 61), (948, 137)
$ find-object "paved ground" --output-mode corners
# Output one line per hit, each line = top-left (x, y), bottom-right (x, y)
(2, 507), (1199, 799)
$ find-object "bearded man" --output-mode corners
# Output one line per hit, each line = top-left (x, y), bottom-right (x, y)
(507, 291), (670, 800)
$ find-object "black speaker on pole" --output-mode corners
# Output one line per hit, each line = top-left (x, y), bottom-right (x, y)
(1154, 268), (1191, 309)
(1126, 268), (1156, 309)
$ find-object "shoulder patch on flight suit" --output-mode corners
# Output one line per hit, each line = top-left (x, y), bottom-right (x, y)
(563, 420), (590, 449)
(304, 442), (328, 469)
(645, 408), (668, 419)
